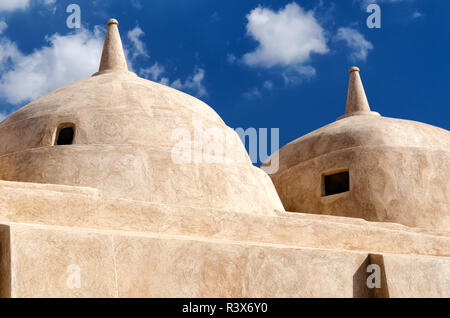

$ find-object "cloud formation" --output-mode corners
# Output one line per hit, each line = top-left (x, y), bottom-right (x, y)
(242, 3), (328, 68)
(282, 65), (316, 85)
(335, 27), (373, 61)
(171, 68), (208, 98)
(243, 87), (262, 100)
(0, 0), (56, 12)
(0, 0), (30, 11)
(0, 15), (207, 109)
(126, 25), (208, 98)
(0, 27), (104, 104)
(412, 11), (423, 19)
(140, 65), (208, 98)
(127, 26), (148, 60)
(140, 62), (165, 81)
(0, 20), (7, 34)
(130, 0), (143, 9)
(0, 21), (155, 106)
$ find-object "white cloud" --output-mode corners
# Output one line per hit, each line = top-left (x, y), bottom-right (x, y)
(244, 80), (273, 100)
(140, 62), (165, 81)
(282, 65), (316, 85)
(0, 112), (7, 122)
(243, 87), (262, 99)
(0, 17), (204, 106)
(242, 3), (328, 68)
(0, 37), (21, 69)
(412, 11), (423, 19)
(263, 80), (273, 90)
(127, 26), (148, 60)
(139, 64), (208, 98)
(335, 27), (373, 61)
(0, 0), (30, 11)
(0, 27), (104, 104)
(159, 77), (169, 86)
(42, 0), (56, 13)
(171, 68), (207, 98)
(0, 20), (7, 34)
(130, 0), (143, 9)
(0, 0), (56, 12)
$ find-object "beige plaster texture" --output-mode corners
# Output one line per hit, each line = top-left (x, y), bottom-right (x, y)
(0, 19), (448, 298)
(264, 67), (450, 232)
(0, 21), (283, 217)
(0, 180), (448, 258)
(0, 222), (448, 298)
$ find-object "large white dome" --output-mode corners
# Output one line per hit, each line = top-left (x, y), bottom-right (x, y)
(0, 19), (284, 216)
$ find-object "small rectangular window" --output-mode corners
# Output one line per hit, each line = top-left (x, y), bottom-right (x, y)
(322, 170), (349, 196)
(55, 124), (75, 145)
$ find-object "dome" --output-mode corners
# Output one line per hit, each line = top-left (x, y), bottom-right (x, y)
(272, 114), (450, 174)
(264, 67), (450, 231)
(0, 19), (284, 216)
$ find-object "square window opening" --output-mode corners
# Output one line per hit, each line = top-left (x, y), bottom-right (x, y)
(322, 170), (349, 196)
(55, 124), (75, 145)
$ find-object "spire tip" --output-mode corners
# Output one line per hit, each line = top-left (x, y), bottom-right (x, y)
(337, 66), (380, 120)
(107, 18), (119, 26)
(95, 18), (128, 75)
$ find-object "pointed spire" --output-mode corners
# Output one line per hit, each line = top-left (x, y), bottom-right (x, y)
(346, 66), (370, 113)
(338, 66), (380, 120)
(97, 19), (128, 73)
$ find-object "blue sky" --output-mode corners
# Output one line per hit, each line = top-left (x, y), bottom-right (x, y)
(0, 0), (449, 154)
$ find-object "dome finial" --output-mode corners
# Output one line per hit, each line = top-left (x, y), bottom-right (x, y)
(338, 66), (380, 120)
(97, 18), (128, 74)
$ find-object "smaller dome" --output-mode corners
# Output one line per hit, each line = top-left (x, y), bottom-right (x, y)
(271, 114), (450, 174)
(264, 67), (450, 231)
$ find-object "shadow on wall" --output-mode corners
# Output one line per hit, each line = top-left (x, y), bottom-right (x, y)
(353, 253), (389, 298)
(0, 224), (11, 298)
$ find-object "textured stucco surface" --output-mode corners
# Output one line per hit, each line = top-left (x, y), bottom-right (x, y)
(265, 115), (450, 231)
(0, 21), (448, 298)
(0, 70), (283, 215)
(9, 225), (117, 298)
(0, 180), (448, 258)
(1, 180), (449, 297)
(2, 222), (449, 298)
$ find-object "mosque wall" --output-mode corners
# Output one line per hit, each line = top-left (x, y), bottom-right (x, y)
(271, 146), (450, 232)
(0, 180), (448, 257)
(0, 147), (282, 216)
(1, 222), (448, 298)
(0, 18), (447, 299)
